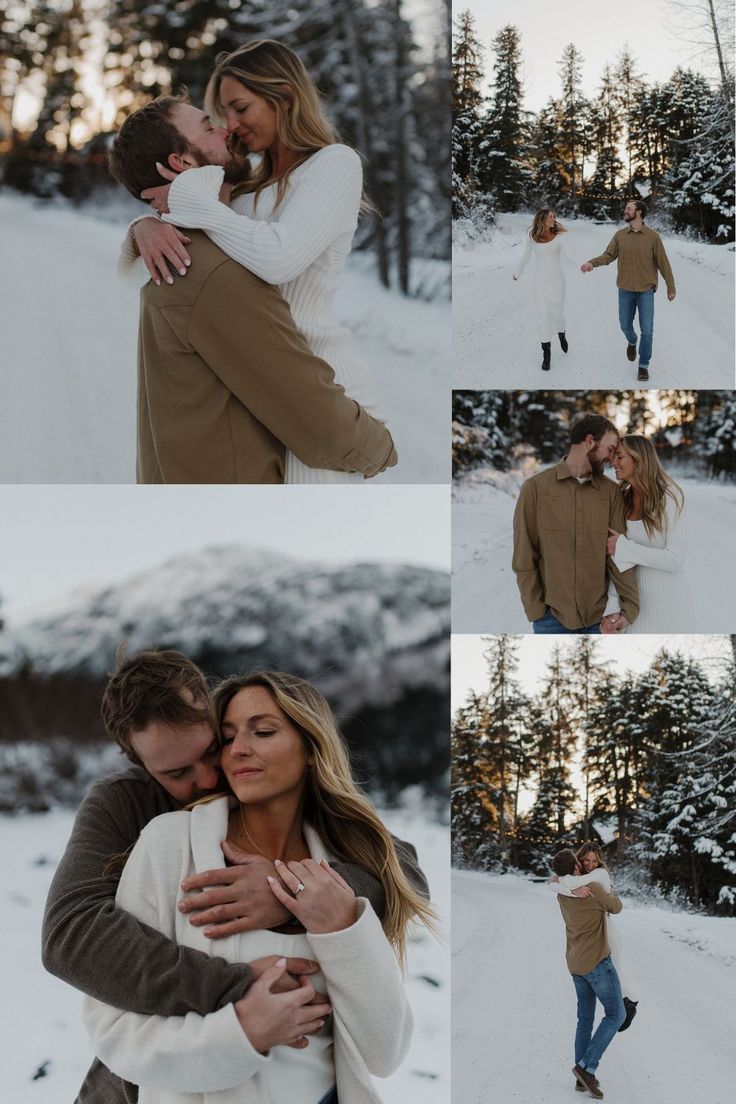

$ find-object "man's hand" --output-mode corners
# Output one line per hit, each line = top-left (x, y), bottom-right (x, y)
(267, 858), (358, 934)
(234, 959), (331, 1054)
(606, 527), (621, 556)
(178, 845), (291, 937)
(571, 886), (593, 898)
(580, 262), (593, 273)
(600, 612), (629, 634)
(668, 290), (676, 301)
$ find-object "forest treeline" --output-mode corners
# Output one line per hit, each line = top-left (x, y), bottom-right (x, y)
(1, 0), (451, 292)
(452, 389), (736, 479)
(452, 6), (735, 242)
(452, 636), (736, 915)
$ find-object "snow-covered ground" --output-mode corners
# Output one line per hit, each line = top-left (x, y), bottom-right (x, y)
(452, 470), (736, 632)
(1, 801), (449, 1103)
(0, 193), (450, 484)
(453, 870), (736, 1104)
(453, 211), (735, 388)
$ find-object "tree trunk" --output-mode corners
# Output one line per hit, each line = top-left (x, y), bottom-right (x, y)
(394, 0), (411, 295)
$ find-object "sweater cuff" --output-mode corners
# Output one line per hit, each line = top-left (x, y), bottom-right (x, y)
(611, 535), (636, 573)
(306, 897), (382, 962)
(217, 1001), (273, 1074)
(118, 217), (153, 288)
(163, 165), (225, 229)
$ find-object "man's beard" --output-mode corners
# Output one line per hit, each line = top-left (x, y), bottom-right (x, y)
(189, 142), (250, 185)
(588, 446), (605, 479)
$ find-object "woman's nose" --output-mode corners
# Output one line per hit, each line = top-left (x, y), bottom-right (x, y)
(229, 730), (253, 755)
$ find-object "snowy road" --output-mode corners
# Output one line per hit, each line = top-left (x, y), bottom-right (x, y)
(453, 212), (735, 388)
(452, 473), (736, 633)
(3, 805), (449, 1103)
(0, 194), (449, 484)
(453, 870), (736, 1104)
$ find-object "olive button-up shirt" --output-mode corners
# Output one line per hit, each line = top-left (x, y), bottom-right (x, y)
(588, 223), (676, 295)
(512, 459), (640, 630)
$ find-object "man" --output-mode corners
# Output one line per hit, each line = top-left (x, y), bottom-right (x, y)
(551, 848), (626, 1099)
(42, 649), (427, 1104)
(108, 97), (397, 483)
(581, 199), (676, 382)
(512, 413), (639, 634)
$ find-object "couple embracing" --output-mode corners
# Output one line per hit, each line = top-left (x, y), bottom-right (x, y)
(512, 412), (690, 634)
(109, 39), (395, 484)
(513, 202), (676, 381)
(42, 649), (434, 1103)
(548, 843), (636, 1099)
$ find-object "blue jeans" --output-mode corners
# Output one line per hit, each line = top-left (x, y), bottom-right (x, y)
(572, 956), (626, 1074)
(618, 289), (654, 366)
(532, 610), (601, 635)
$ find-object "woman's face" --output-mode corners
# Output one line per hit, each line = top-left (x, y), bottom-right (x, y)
(581, 851), (599, 873)
(613, 445), (636, 483)
(220, 685), (310, 806)
(219, 75), (279, 152)
(545, 211), (556, 229)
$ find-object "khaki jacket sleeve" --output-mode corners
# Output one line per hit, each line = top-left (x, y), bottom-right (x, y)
(189, 262), (397, 478)
(589, 233), (619, 268)
(512, 481), (546, 622)
(588, 883), (623, 915)
(654, 234), (676, 295)
(607, 491), (639, 625)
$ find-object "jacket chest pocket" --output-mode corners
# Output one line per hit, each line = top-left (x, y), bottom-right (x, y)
(539, 495), (572, 531)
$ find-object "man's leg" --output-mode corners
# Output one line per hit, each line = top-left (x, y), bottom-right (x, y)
(578, 956), (626, 1074)
(636, 290), (654, 366)
(618, 290), (637, 346)
(572, 974), (597, 1066)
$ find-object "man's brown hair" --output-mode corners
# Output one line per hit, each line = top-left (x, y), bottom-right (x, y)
(108, 95), (190, 201)
(569, 413), (618, 445)
(551, 848), (578, 876)
(101, 647), (210, 764)
(630, 198), (647, 219)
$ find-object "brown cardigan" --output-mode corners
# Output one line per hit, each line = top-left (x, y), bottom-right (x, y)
(136, 232), (397, 483)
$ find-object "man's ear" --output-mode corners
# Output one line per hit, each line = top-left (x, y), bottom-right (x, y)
(166, 151), (195, 173)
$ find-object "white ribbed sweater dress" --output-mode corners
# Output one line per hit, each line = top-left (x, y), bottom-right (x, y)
(611, 497), (692, 633)
(513, 235), (572, 343)
(156, 144), (381, 484)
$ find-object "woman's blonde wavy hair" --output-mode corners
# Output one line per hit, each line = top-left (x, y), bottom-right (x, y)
(210, 670), (436, 965)
(617, 434), (684, 539)
(576, 841), (609, 874)
(529, 208), (567, 243)
(205, 39), (345, 212)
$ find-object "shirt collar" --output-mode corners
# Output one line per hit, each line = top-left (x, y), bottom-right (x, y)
(556, 457), (600, 488)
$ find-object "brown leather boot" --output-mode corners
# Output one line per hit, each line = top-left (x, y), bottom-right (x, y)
(573, 1065), (603, 1098)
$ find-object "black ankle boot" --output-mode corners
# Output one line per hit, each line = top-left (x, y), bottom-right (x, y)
(558, 331), (568, 353)
(541, 342), (551, 370)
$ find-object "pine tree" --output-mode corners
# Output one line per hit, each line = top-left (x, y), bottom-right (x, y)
(451, 693), (501, 868)
(452, 9), (486, 217)
(557, 43), (588, 209)
(477, 24), (529, 211)
(586, 65), (625, 215)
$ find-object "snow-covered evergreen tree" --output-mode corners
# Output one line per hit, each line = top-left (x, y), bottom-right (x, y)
(477, 24), (531, 211)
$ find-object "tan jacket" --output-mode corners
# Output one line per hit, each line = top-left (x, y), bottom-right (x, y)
(588, 224), (676, 295)
(558, 883), (623, 976)
(512, 459), (640, 629)
(136, 232), (397, 483)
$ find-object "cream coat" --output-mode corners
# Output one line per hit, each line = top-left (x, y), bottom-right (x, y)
(82, 798), (412, 1104)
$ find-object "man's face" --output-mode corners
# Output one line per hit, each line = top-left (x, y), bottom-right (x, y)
(129, 717), (222, 804)
(587, 430), (618, 477)
(169, 103), (231, 168)
(623, 201), (638, 222)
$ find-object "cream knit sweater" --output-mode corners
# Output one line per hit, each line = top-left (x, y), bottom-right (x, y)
(119, 145), (384, 485)
(82, 797), (412, 1104)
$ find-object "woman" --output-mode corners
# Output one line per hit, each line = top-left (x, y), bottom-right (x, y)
(548, 843), (637, 1033)
(513, 209), (572, 371)
(121, 39), (385, 484)
(83, 671), (433, 1103)
(604, 435), (691, 633)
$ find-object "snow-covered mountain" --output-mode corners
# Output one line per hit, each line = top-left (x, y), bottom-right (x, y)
(0, 547), (450, 802)
(2, 545), (449, 703)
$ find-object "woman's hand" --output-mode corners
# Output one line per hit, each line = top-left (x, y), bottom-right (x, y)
(234, 958), (331, 1053)
(132, 219), (192, 286)
(140, 161), (178, 214)
(572, 886), (593, 898)
(606, 527), (621, 556)
(268, 858), (358, 934)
